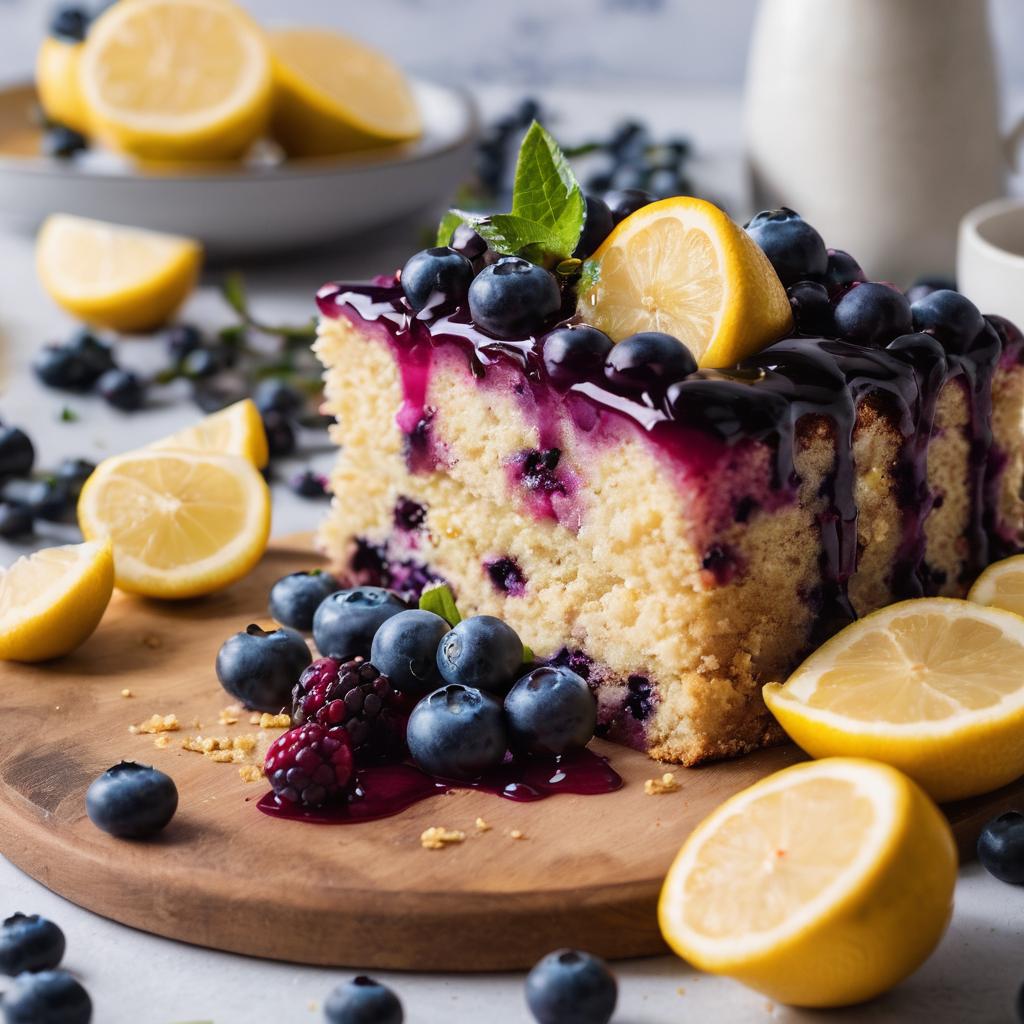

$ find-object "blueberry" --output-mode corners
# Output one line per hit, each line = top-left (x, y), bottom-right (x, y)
(254, 378), (304, 417)
(49, 5), (90, 42)
(32, 346), (91, 391)
(313, 587), (407, 661)
(262, 410), (297, 458)
(0, 914), (65, 976)
(787, 281), (834, 337)
(820, 249), (865, 297)
(42, 126), (88, 160)
(20, 478), (73, 521)
(97, 368), (146, 411)
(85, 762), (177, 840)
(324, 976), (403, 1024)
(887, 333), (948, 379)
(401, 247), (474, 316)
(468, 257), (562, 339)
(66, 330), (116, 383)
(164, 323), (203, 365)
(744, 208), (828, 286)
(370, 609), (450, 697)
(542, 325), (613, 387)
(181, 347), (224, 380)
(216, 624), (312, 711)
(978, 811), (1024, 884)
(833, 282), (913, 348)
(604, 331), (697, 393)
(906, 275), (957, 306)
(289, 469), (328, 499)
(525, 949), (617, 1024)
(55, 458), (95, 497)
(0, 427), (35, 479)
(647, 167), (687, 199)
(0, 502), (33, 538)
(191, 372), (249, 413)
(450, 224), (489, 263)
(406, 684), (508, 780)
(269, 571), (340, 632)
(911, 289), (985, 355)
(572, 195), (615, 260)
(436, 615), (524, 695)
(1, 969), (91, 1024)
(504, 666), (597, 757)
(603, 187), (655, 225)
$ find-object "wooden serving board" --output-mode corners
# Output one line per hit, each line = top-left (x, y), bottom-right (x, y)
(0, 536), (1021, 971)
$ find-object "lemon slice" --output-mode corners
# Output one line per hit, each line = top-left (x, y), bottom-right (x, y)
(78, 449), (270, 599)
(36, 214), (203, 333)
(577, 196), (793, 368)
(763, 598), (1024, 801)
(0, 540), (114, 662)
(968, 554), (1024, 617)
(150, 399), (269, 468)
(268, 28), (422, 158)
(79, 0), (272, 161)
(36, 37), (90, 134)
(659, 757), (955, 1007)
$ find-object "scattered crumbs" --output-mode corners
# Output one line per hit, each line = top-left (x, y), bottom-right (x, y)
(644, 772), (681, 796)
(209, 751), (235, 764)
(120, 689), (133, 699)
(420, 827), (466, 850)
(134, 713), (180, 735)
(475, 817), (492, 833)
(239, 764), (264, 783)
(250, 713), (262, 725)
(154, 735), (171, 749)
(142, 634), (162, 650)
(218, 706), (242, 726)
(191, 717), (202, 729)
(259, 712), (291, 729)
(509, 829), (526, 840)
(182, 734), (258, 765)
(233, 735), (256, 753)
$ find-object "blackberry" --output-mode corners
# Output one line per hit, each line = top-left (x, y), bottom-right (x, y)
(291, 657), (406, 762)
(264, 722), (354, 809)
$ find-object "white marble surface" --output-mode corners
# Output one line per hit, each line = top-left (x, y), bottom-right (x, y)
(3, 86), (1024, 1022)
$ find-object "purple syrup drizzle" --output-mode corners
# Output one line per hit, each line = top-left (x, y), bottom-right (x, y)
(256, 748), (622, 825)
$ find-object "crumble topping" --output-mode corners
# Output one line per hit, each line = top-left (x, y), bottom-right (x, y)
(475, 817), (492, 832)
(153, 735), (171, 749)
(130, 713), (180, 735)
(181, 734), (258, 764)
(509, 829), (526, 840)
(420, 826), (466, 850)
(258, 712), (291, 729)
(644, 772), (681, 795)
(120, 688), (133, 698)
(219, 706), (242, 725)
(239, 765), (265, 783)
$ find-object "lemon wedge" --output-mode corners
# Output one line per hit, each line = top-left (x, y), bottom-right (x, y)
(763, 598), (1024, 801)
(577, 196), (793, 368)
(79, 0), (272, 162)
(150, 399), (269, 469)
(36, 214), (203, 332)
(968, 554), (1024, 617)
(268, 28), (422, 158)
(0, 540), (114, 662)
(36, 37), (90, 134)
(659, 757), (955, 1007)
(78, 449), (270, 599)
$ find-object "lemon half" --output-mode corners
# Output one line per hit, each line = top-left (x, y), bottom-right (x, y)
(150, 399), (269, 469)
(968, 553), (1024, 618)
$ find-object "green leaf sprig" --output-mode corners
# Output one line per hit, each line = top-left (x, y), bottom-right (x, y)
(419, 583), (535, 663)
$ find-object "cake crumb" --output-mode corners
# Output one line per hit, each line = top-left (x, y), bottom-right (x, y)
(233, 735), (257, 753)
(250, 713), (262, 724)
(475, 817), (492, 832)
(259, 712), (291, 729)
(420, 827), (466, 850)
(134, 713), (180, 735)
(644, 773), (681, 796)
(218, 706), (242, 725)
(153, 735), (171, 749)
(509, 829), (526, 840)
(239, 764), (265, 783)
(120, 688), (133, 698)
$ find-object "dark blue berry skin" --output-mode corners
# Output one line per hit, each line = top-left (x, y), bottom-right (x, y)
(604, 331), (697, 393)
(525, 949), (617, 1024)
(32, 347), (92, 391)
(269, 571), (340, 632)
(436, 616), (524, 696)
(401, 247), (474, 316)
(49, 6), (89, 42)
(406, 684), (508, 780)
(254, 378), (304, 417)
(181, 347), (224, 380)
(85, 762), (177, 840)
(603, 187), (656, 225)
(504, 666), (597, 757)
(910, 289), (985, 355)
(313, 587), (408, 662)
(67, 330), (116, 382)
(262, 410), (297, 458)
(2, 970), (91, 1024)
(572, 195), (615, 260)
(0, 427), (35, 479)
(216, 624), (312, 710)
(542, 325), (613, 387)
(833, 282), (913, 348)
(468, 257), (562, 339)
(906, 276), (957, 306)
(20, 478), (73, 521)
(55, 458), (95, 497)
(370, 609), (449, 697)
(820, 249), (865, 297)
(97, 369), (145, 412)
(289, 469), (328, 499)
(0, 502), (33, 538)
(450, 224), (489, 264)
(42, 126), (88, 160)
(324, 976), (403, 1024)
(977, 811), (1024, 884)
(164, 323), (203, 365)
(745, 208), (828, 286)
(787, 281), (835, 337)
(0, 914), (65, 976)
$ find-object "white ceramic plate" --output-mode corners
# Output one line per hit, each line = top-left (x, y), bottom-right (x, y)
(0, 79), (478, 258)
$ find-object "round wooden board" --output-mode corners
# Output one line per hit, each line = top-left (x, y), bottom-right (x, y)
(0, 536), (1019, 970)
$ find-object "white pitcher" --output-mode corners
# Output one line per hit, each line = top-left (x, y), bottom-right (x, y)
(744, 0), (1023, 284)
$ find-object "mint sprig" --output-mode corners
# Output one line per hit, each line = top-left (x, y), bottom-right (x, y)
(418, 583), (535, 663)
(438, 122), (584, 265)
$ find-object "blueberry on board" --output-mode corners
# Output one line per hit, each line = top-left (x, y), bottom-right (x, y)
(262, 410), (297, 458)
(603, 187), (656, 225)
(0, 502), (33, 538)
(744, 207), (828, 286)
(324, 976), (403, 1024)
(1, 969), (91, 1024)
(21, 477), (73, 521)
(97, 369), (146, 412)
(181, 347), (224, 381)
(505, 666), (597, 756)
(253, 378), (304, 417)
(910, 289), (986, 355)
(820, 248), (865, 297)
(55, 458), (95, 497)
(604, 331), (697, 393)
(787, 281), (835, 337)
(572, 195), (615, 260)
(32, 346), (91, 391)
(401, 247), (474, 316)
(370, 609), (450, 697)
(164, 323), (203, 365)
(42, 126), (88, 160)
(216, 624), (312, 711)
(977, 811), (1024, 884)
(542, 325), (613, 387)
(525, 949), (618, 1024)
(312, 587), (407, 662)
(833, 282), (913, 348)
(269, 571), (340, 632)
(406, 684), (508, 780)
(49, 5), (90, 42)
(66, 330), (116, 384)
(0, 914), (66, 975)
(436, 615), (524, 695)
(0, 427), (35, 479)
(468, 257), (562, 339)
(85, 762), (177, 840)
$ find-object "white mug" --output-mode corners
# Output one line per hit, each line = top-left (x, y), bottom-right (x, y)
(958, 197), (1024, 328)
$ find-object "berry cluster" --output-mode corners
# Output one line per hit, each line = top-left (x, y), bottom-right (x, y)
(32, 328), (146, 411)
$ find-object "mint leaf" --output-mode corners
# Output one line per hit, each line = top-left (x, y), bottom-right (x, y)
(522, 644), (535, 664)
(436, 210), (464, 247)
(419, 583), (462, 627)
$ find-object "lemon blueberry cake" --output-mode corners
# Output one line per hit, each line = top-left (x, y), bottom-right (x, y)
(314, 125), (1024, 765)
